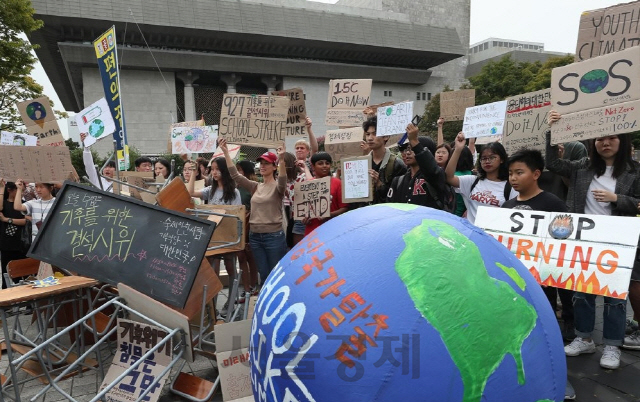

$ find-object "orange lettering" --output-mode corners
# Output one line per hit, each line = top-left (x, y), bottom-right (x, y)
(596, 249), (618, 274)
(557, 243), (567, 267)
(570, 246), (593, 270)
(535, 241), (553, 264)
(515, 239), (534, 260)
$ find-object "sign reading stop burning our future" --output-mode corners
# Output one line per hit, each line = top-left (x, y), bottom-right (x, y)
(325, 79), (372, 127)
(503, 89), (552, 155)
(551, 46), (640, 144)
(475, 207), (640, 299)
(218, 94), (289, 148)
(293, 176), (331, 220)
(271, 88), (307, 137)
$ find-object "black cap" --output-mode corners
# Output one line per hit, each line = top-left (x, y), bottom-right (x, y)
(398, 136), (436, 155)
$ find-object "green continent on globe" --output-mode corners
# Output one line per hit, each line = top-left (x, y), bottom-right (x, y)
(395, 220), (537, 402)
(496, 262), (526, 291)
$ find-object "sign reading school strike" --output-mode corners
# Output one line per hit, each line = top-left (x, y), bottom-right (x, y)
(325, 79), (372, 127)
(475, 207), (640, 299)
(16, 96), (64, 146)
(503, 89), (552, 155)
(324, 127), (363, 163)
(440, 89), (476, 121)
(575, 1), (640, 61)
(293, 176), (331, 220)
(376, 101), (413, 136)
(550, 46), (640, 144)
(271, 88), (307, 137)
(462, 100), (508, 138)
(219, 94), (289, 148)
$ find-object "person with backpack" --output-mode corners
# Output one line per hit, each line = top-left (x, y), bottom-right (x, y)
(387, 124), (452, 211)
(445, 132), (518, 224)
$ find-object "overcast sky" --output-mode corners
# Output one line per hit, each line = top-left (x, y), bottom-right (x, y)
(30, 0), (624, 117)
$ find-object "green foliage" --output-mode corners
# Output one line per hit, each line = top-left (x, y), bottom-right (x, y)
(524, 55), (575, 92)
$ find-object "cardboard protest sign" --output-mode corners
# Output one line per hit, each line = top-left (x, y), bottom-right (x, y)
(271, 88), (307, 136)
(551, 46), (640, 144)
(171, 125), (218, 154)
(324, 127), (363, 162)
(503, 89), (552, 154)
(211, 143), (241, 160)
(0, 145), (73, 183)
(475, 207), (640, 299)
(219, 94), (289, 148)
(0, 131), (37, 146)
(215, 320), (252, 401)
(575, 2), (640, 61)
(474, 134), (502, 145)
(376, 101), (413, 136)
(440, 89), (476, 121)
(166, 119), (204, 153)
(16, 96), (64, 146)
(293, 176), (331, 220)
(341, 156), (372, 203)
(99, 319), (172, 402)
(325, 79), (372, 127)
(462, 100), (508, 138)
(76, 97), (116, 147)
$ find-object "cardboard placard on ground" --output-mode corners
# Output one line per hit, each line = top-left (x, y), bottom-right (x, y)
(551, 46), (640, 144)
(475, 206), (640, 299)
(440, 89), (476, 121)
(0, 131), (38, 146)
(16, 96), (64, 146)
(171, 125), (218, 154)
(325, 127), (363, 162)
(325, 79), (372, 127)
(575, 2), (640, 61)
(376, 101), (413, 136)
(76, 97), (116, 147)
(167, 119), (205, 153)
(0, 145), (73, 183)
(462, 100), (508, 138)
(293, 176), (331, 220)
(218, 94), (289, 148)
(196, 204), (246, 256)
(215, 320), (252, 401)
(271, 88), (307, 137)
(341, 156), (372, 203)
(503, 89), (552, 155)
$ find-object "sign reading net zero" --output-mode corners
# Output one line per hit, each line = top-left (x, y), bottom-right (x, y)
(28, 182), (216, 308)
(550, 45), (640, 144)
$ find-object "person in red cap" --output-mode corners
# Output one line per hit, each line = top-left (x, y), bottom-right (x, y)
(220, 139), (288, 285)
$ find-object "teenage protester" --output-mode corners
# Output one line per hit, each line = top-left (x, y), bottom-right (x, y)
(294, 117), (318, 174)
(363, 116), (406, 204)
(83, 148), (115, 192)
(196, 156), (212, 186)
(453, 146), (474, 217)
(445, 132), (517, 224)
(386, 123), (446, 209)
(548, 111), (640, 370)
(235, 160), (259, 297)
(434, 144), (452, 169)
(14, 179), (56, 241)
(0, 180), (29, 288)
(134, 156), (153, 172)
(154, 158), (171, 180)
(222, 139), (287, 285)
(281, 152), (307, 247)
(302, 152), (348, 235)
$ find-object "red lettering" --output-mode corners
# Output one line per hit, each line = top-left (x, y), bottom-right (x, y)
(569, 246), (593, 270)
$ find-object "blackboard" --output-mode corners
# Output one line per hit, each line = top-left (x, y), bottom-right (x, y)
(28, 181), (216, 308)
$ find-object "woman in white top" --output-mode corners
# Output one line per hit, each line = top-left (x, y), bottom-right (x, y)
(445, 132), (517, 224)
(14, 179), (56, 240)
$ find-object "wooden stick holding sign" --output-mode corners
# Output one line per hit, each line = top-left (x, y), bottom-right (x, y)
(341, 156), (373, 203)
(293, 176), (331, 220)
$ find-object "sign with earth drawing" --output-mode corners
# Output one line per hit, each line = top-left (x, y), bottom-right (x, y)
(171, 125), (218, 154)
(550, 46), (640, 144)
(16, 96), (65, 146)
(76, 97), (116, 147)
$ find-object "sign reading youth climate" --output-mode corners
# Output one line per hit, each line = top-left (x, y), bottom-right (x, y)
(293, 176), (331, 220)
(575, 1), (640, 61)
(550, 46), (640, 144)
(462, 100), (508, 138)
(341, 156), (372, 203)
(16, 96), (64, 146)
(475, 207), (640, 299)
(219, 94), (289, 148)
(440, 89), (476, 121)
(271, 88), (307, 137)
(325, 79), (372, 127)
(503, 89), (552, 155)
(376, 101), (413, 136)
(324, 127), (363, 163)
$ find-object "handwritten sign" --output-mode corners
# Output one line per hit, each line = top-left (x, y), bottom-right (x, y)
(440, 89), (476, 121)
(28, 182), (215, 308)
(16, 96), (64, 146)
(271, 88), (307, 137)
(171, 125), (218, 154)
(0, 145), (73, 183)
(166, 119), (204, 153)
(0, 131), (38, 146)
(324, 127), (363, 163)
(462, 100), (508, 138)
(76, 97), (116, 147)
(550, 46), (640, 144)
(503, 89), (551, 154)
(475, 207), (640, 299)
(219, 94), (289, 148)
(212, 143), (241, 160)
(575, 1), (640, 61)
(376, 101), (413, 136)
(293, 176), (331, 220)
(215, 320), (253, 401)
(99, 319), (172, 402)
(325, 79), (372, 127)
(341, 156), (372, 203)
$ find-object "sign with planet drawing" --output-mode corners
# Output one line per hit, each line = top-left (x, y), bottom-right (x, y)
(171, 125), (218, 154)
(76, 97), (117, 147)
(16, 96), (65, 146)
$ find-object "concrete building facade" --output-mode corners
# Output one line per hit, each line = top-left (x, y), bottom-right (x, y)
(30, 0), (470, 156)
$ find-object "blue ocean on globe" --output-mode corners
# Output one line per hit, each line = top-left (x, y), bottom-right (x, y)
(89, 119), (105, 137)
(250, 204), (565, 402)
(579, 69), (609, 94)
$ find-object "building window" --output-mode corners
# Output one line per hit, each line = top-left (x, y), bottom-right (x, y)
(427, 93), (432, 101)
(416, 92), (421, 100)
(422, 92), (426, 101)
(304, 94), (307, 100)
(483, 42), (488, 50)
(384, 90), (392, 97)
(384, 91), (388, 96)
(493, 41), (497, 47)
(388, 90), (392, 97)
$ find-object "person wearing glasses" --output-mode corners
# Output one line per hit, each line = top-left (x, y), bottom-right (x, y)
(445, 132), (518, 224)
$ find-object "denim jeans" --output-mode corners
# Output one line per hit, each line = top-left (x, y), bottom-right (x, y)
(249, 230), (287, 284)
(574, 292), (626, 346)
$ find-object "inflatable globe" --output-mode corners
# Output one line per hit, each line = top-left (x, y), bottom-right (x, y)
(250, 204), (565, 402)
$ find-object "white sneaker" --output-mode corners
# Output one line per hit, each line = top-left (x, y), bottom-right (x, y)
(600, 345), (621, 369)
(564, 337), (596, 356)
(623, 330), (640, 350)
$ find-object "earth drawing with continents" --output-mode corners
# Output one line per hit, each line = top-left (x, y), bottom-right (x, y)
(250, 204), (565, 402)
